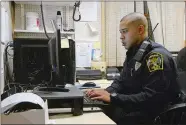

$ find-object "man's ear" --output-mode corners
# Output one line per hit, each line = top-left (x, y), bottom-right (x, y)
(138, 25), (145, 35)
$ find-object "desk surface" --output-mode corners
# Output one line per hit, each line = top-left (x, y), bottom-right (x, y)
(49, 112), (116, 124)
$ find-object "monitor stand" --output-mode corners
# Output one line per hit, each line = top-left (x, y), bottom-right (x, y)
(33, 86), (84, 116)
(36, 86), (69, 92)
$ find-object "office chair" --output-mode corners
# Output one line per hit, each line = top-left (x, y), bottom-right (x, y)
(154, 103), (186, 125)
(177, 71), (186, 98)
(176, 47), (186, 71)
(175, 47), (186, 102)
(153, 69), (186, 125)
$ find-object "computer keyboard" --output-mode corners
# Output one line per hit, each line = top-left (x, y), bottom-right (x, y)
(83, 92), (108, 107)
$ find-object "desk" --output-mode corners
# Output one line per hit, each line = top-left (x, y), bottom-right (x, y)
(49, 112), (116, 124)
(48, 80), (115, 124)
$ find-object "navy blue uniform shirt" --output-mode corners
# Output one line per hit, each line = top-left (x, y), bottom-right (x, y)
(106, 40), (179, 117)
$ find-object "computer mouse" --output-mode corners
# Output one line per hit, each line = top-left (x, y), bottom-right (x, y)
(82, 82), (96, 87)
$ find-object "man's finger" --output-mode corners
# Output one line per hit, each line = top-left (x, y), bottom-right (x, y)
(85, 89), (93, 93)
(85, 89), (94, 95)
(91, 96), (102, 100)
(89, 90), (105, 97)
(89, 91), (98, 97)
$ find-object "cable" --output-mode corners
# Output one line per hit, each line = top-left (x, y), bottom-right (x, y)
(32, 71), (52, 92)
(7, 48), (14, 57)
(40, 1), (50, 39)
(73, 1), (81, 21)
(3, 42), (14, 85)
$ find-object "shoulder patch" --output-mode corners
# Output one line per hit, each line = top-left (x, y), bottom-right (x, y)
(146, 52), (163, 72)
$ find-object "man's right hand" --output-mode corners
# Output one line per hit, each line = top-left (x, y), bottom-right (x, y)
(85, 89), (105, 98)
(85, 89), (111, 103)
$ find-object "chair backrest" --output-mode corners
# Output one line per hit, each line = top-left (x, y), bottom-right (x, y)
(176, 47), (186, 71)
(177, 71), (186, 95)
(154, 103), (186, 125)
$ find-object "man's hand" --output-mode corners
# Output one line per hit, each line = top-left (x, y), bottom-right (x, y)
(85, 89), (111, 103)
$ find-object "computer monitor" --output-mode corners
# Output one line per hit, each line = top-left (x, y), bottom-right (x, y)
(33, 29), (69, 92)
(48, 29), (66, 87)
(50, 20), (76, 85)
(48, 36), (76, 87)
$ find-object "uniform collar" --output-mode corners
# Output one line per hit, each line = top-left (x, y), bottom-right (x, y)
(126, 37), (149, 57)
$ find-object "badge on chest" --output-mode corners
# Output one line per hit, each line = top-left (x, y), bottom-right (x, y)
(130, 61), (142, 76)
(135, 61), (141, 71)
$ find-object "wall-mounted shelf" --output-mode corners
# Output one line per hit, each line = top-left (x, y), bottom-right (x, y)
(15, 1), (75, 7)
(14, 1), (75, 39)
(14, 29), (75, 35)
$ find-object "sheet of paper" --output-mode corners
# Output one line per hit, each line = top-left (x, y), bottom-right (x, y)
(79, 2), (97, 21)
(76, 43), (93, 67)
(61, 38), (69, 48)
(92, 49), (101, 61)
(75, 22), (99, 41)
(93, 42), (101, 49)
(87, 23), (98, 35)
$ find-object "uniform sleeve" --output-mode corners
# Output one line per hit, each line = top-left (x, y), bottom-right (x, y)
(110, 52), (177, 111)
(105, 61), (127, 93)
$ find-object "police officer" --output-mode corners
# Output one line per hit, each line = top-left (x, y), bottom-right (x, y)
(86, 12), (179, 124)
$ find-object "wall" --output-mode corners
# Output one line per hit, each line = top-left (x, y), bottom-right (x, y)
(148, 2), (185, 51)
(105, 2), (144, 66)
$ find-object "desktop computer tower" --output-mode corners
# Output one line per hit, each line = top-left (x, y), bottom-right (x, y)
(13, 38), (76, 86)
(60, 39), (76, 85)
(13, 38), (51, 85)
